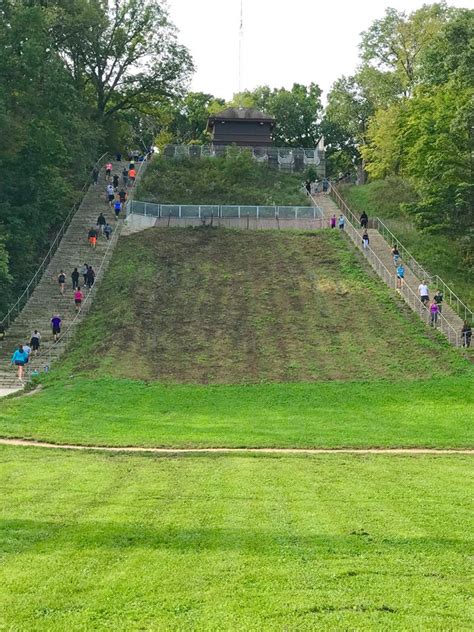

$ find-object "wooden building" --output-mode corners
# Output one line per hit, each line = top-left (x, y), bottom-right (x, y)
(206, 107), (276, 147)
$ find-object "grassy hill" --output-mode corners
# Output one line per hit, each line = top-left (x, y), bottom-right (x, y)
(1, 169), (473, 630)
(58, 227), (466, 384)
(137, 154), (310, 206)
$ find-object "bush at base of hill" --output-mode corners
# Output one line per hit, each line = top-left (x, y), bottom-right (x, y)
(137, 153), (310, 206)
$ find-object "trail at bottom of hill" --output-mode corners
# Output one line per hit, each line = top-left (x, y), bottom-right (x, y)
(0, 438), (472, 455)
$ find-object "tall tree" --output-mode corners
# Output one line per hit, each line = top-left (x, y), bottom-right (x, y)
(0, 0), (100, 311)
(360, 3), (450, 96)
(54, 0), (194, 119)
(231, 83), (323, 147)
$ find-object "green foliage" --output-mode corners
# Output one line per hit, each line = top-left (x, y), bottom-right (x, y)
(0, 0), (193, 315)
(156, 92), (225, 145)
(328, 3), (473, 258)
(0, 0), (102, 312)
(360, 3), (450, 94)
(138, 154), (309, 206)
(231, 83), (323, 147)
(53, 0), (193, 119)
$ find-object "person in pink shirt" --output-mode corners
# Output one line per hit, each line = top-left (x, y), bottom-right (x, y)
(74, 288), (83, 312)
(105, 162), (113, 179)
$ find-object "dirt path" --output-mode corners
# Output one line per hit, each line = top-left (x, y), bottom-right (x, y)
(0, 438), (472, 455)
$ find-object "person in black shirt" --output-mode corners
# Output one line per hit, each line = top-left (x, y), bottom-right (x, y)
(71, 267), (80, 290)
(97, 212), (107, 235)
(58, 270), (66, 295)
(360, 212), (368, 229)
(433, 289), (443, 314)
(461, 321), (472, 348)
(122, 168), (129, 187)
(86, 266), (95, 289)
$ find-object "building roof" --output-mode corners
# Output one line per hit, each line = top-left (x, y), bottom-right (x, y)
(207, 107), (276, 132)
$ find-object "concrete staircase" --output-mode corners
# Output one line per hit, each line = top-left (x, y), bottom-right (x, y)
(314, 192), (464, 346)
(0, 160), (125, 388)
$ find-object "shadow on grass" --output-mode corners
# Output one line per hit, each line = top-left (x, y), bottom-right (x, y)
(1, 519), (468, 556)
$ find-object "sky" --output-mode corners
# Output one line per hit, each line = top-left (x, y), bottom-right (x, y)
(166, 0), (472, 102)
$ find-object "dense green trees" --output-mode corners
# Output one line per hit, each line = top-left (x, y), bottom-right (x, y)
(0, 0), (192, 314)
(0, 1), (471, 314)
(156, 83), (324, 149)
(324, 3), (473, 257)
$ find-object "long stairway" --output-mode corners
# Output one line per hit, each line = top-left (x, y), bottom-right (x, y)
(0, 160), (125, 388)
(315, 192), (464, 346)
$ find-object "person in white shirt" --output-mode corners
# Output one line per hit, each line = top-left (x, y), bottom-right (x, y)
(418, 281), (429, 306)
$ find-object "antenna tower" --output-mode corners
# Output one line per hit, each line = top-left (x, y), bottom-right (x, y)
(238, 0), (243, 107)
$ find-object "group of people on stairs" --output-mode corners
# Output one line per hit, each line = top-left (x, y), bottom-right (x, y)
(6, 157), (125, 383)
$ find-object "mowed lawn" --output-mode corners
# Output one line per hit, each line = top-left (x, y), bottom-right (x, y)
(0, 374), (472, 448)
(0, 447), (472, 631)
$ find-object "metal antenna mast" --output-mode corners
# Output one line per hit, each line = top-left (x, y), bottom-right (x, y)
(238, 0), (244, 106)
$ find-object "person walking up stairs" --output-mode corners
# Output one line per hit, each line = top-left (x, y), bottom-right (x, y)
(0, 159), (124, 388)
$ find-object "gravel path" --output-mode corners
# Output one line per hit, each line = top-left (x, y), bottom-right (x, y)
(0, 438), (472, 455)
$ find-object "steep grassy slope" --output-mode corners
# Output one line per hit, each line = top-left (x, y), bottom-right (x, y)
(58, 227), (466, 383)
(137, 154), (310, 206)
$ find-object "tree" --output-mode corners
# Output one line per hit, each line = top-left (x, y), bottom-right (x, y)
(0, 0), (100, 311)
(231, 83), (323, 147)
(360, 103), (405, 180)
(419, 8), (474, 86)
(167, 92), (225, 144)
(54, 0), (194, 119)
(323, 75), (375, 181)
(360, 3), (450, 95)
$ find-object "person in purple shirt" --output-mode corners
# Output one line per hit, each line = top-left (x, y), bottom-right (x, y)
(51, 314), (62, 341)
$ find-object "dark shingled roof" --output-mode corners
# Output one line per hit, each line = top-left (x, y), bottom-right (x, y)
(209, 107), (275, 123)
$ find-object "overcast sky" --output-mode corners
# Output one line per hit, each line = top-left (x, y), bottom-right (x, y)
(167, 0), (472, 102)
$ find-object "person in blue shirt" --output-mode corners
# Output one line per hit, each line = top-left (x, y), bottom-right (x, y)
(396, 263), (405, 289)
(113, 198), (122, 219)
(11, 345), (29, 381)
(338, 214), (345, 230)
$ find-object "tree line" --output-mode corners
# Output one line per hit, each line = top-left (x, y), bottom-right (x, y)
(0, 0), (192, 313)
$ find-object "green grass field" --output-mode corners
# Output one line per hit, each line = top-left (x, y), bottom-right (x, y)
(50, 228), (468, 384)
(2, 168), (473, 630)
(1, 373), (472, 448)
(1, 447), (472, 631)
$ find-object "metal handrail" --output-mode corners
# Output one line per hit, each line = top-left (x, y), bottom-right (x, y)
(124, 155), (149, 216)
(126, 201), (322, 220)
(331, 184), (473, 326)
(329, 186), (460, 346)
(0, 152), (108, 329)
